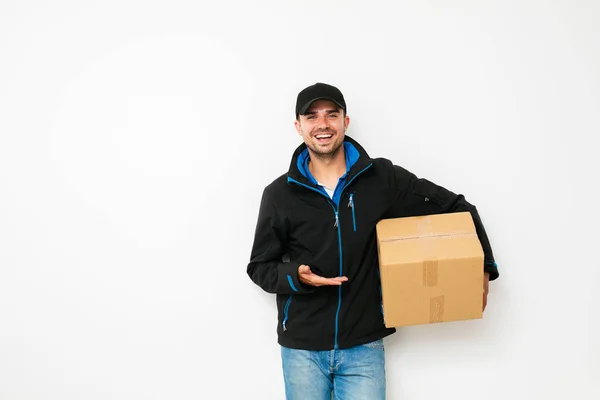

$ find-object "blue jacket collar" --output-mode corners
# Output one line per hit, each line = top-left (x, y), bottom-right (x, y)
(296, 141), (360, 185)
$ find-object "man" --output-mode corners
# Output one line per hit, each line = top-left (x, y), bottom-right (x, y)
(247, 82), (499, 399)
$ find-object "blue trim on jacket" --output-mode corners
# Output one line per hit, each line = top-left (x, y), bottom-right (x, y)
(295, 142), (360, 206)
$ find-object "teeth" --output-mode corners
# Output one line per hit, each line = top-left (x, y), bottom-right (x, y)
(316, 135), (332, 139)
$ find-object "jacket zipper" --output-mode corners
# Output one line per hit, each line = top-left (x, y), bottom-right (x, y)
(348, 193), (356, 232)
(283, 295), (292, 331)
(287, 163), (372, 348)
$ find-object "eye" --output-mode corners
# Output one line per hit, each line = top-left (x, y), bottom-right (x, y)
(306, 115), (316, 120)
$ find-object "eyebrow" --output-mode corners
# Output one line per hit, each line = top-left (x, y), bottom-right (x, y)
(304, 109), (341, 115)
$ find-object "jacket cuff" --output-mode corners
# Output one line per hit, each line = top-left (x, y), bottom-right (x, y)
(279, 262), (315, 294)
(484, 260), (499, 281)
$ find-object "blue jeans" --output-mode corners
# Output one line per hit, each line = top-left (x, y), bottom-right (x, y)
(280, 339), (386, 400)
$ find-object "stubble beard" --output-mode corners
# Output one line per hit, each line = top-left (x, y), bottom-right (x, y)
(306, 129), (344, 162)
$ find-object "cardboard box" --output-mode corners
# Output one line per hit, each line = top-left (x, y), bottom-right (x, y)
(375, 211), (484, 328)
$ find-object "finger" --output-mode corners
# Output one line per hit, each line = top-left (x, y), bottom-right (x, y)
(300, 274), (335, 287)
(300, 273), (349, 287)
(315, 276), (348, 286)
(323, 277), (348, 284)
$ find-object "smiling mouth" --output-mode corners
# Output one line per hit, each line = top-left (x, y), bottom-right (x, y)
(315, 134), (333, 139)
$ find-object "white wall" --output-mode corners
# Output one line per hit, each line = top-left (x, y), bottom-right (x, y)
(1, 1), (598, 399)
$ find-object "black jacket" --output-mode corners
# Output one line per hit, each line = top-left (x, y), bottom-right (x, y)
(247, 136), (498, 351)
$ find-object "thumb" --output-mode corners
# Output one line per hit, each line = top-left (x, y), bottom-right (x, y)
(298, 265), (311, 274)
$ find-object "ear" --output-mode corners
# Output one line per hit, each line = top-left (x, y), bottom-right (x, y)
(294, 119), (302, 136)
(344, 114), (350, 131)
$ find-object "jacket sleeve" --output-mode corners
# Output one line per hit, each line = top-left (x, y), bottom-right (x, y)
(389, 165), (499, 281)
(247, 188), (316, 294)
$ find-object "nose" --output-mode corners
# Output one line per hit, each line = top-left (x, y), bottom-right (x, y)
(316, 115), (329, 129)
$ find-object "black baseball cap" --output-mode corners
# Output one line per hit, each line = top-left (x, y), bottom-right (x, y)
(295, 82), (346, 117)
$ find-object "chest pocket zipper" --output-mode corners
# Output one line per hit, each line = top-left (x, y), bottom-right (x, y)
(348, 193), (357, 232)
(412, 178), (446, 207)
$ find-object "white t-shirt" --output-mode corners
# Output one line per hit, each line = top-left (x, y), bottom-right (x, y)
(317, 181), (335, 199)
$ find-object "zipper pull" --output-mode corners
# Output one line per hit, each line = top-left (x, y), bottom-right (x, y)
(334, 211), (339, 228)
(283, 323), (287, 332)
(348, 193), (354, 208)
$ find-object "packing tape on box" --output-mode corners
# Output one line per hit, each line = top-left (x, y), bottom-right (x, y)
(417, 217), (438, 287)
(422, 259), (438, 287)
(430, 295), (445, 323)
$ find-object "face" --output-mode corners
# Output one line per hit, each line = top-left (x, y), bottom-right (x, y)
(295, 99), (350, 160)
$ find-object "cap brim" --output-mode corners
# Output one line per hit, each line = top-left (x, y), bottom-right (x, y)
(298, 97), (345, 115)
